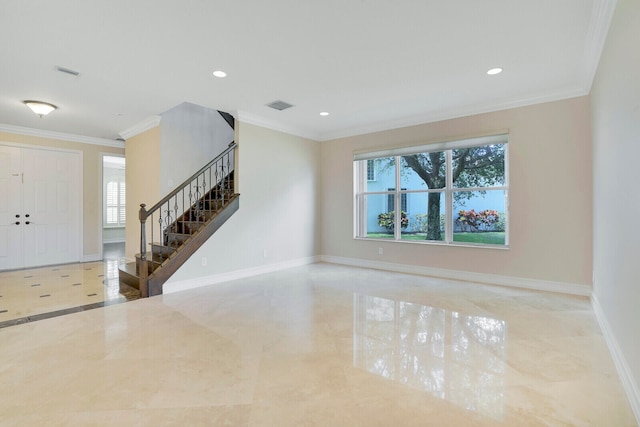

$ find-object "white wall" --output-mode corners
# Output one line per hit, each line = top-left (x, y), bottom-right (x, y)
(320, 97), (593, 290)
(160, 102), (235, 192)
(165, 122), (320, 290)
(591, 0), (640, 416)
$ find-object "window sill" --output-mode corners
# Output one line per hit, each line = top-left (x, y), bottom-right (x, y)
(354, 236), (509, 250)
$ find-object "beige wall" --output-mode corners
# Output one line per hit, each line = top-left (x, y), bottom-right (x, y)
(125, 126), (161, 259)
(320, 96), (593, 288)
(165, 122), (321, 287)
(591, 0), (640, 409)
(0, 131), (124, 259)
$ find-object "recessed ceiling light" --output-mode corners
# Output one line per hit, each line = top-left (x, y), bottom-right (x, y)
(212, 70), (227, 78)
(320, 112), (330, 116)
(487, 67), (503, 75)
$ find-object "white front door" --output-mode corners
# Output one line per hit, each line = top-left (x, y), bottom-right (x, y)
(0, 146), (23, 270)
(0, 145), (81, 270)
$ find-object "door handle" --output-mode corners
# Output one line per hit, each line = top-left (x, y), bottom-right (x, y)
(15, 214), (20, 218)
(25, 214), (30, 218)
(25, 221), (30, 225)
(15, 221), (20, 225)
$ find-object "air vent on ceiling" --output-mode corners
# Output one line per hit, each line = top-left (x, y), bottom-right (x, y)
(266, 100), (294, 111)
(55, 66), (80, 77)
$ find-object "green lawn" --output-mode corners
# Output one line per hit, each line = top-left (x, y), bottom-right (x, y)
(452, 232), (505, 245)
(366, 232), (505, 245)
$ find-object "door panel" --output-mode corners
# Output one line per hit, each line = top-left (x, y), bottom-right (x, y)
(22, 148), (80, 268)
(0, 146), (22, 270)
(0, 145), (81, 270)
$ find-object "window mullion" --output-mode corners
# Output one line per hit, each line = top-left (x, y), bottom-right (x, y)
(394, 156), (401, 240)
(445, 150), (453, 243)
(355, 161), (366, 237)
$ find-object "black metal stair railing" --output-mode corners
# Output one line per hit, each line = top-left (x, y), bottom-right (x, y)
(137, 142), (236, 296)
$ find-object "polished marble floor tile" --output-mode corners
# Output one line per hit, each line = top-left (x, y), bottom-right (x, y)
(0, 243), (139, 327)
(0, 263), (636, 426)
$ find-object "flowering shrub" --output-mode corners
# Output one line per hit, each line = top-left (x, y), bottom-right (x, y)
(456, 209), (500, 232)
(414, 213), (445, 233)
(378, 211), (409, 232)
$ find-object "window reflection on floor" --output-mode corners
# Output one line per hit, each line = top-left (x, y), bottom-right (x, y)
(104, 259), (123, 300)
(353, 294), (507, 420)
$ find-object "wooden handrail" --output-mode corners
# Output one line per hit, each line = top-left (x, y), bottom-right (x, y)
(140, 142), (236, 221)
(136, 141), (236, 296)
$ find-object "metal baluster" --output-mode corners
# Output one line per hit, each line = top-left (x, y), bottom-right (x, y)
(139, 203), (149, 298)
(200, 172), (206, 225)
(158, 209), (163, 246)
(228, 152), (233, 194)
(208, 165), (212, 214)
(173, 194), (179, 253)
(164, 201), (173, 249)
(221, 161), (226, 205)
(214, 165), (220, 210)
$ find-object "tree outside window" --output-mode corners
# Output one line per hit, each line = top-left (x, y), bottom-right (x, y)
(354, 135), (508, 246)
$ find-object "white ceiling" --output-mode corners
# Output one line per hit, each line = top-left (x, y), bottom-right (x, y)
(0, 0), (616, 143)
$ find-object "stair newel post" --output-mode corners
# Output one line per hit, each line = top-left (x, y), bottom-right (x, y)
(139, 203), (149, 298)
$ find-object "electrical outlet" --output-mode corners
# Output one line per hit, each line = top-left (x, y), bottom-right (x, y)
(378, 247), (383, 255)
(263, 249), (268, 258)
(201, 257), (207, 266)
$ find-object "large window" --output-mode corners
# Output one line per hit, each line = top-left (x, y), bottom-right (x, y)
(354, 134), (508, 246)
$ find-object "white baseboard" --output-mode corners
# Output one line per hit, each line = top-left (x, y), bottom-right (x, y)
(320, 255), (592, 297)
(82, 253), (102, 263)
(103, 238), (125, 244)
(163, 256), (321, 294)
(591, 294), (640, 424)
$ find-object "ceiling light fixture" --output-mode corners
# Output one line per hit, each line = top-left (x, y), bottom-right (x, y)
(487, 67), (503, 75)
(320, 112), (330, 116)
(23, 100), (57, 117)
(212, 70), (227, 78)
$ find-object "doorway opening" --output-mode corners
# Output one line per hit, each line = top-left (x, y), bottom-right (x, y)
(102, 155), (126, 261)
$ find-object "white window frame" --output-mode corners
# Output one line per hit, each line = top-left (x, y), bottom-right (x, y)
(105, 178), (126, 227)
(354, 134), (509, 247)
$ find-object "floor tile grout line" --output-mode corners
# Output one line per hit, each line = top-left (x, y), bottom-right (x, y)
(0, 298), (133, 329)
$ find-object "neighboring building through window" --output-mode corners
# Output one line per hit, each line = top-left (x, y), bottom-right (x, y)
(367, 159), (376, 181)
(354, 134), (508, 246)
(387, 188), (407, 212)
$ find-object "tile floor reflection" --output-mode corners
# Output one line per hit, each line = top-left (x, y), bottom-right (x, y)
(353, 294), (507, 420)
(0, 263), (636, 426)
(0, 243), (139, 328)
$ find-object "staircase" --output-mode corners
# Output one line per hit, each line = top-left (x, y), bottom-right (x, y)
(119, 142), (239, 297)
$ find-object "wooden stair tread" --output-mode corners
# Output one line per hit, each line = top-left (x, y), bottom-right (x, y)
(120, 187), (239, 297)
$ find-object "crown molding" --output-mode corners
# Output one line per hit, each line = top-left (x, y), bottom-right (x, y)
(236, 110), (321, 141)
(0, 123), (124, 148)
(118, 115), (161, 140)
(317, 85), (589, 142)
(580, 0), (618, 91)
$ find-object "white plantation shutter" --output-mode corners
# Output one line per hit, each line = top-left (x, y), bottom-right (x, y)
(119, 182), (126, 225)
(105, 180), (126, 226)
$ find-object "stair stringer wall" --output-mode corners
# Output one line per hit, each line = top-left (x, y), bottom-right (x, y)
(163, 122), (321, 292)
